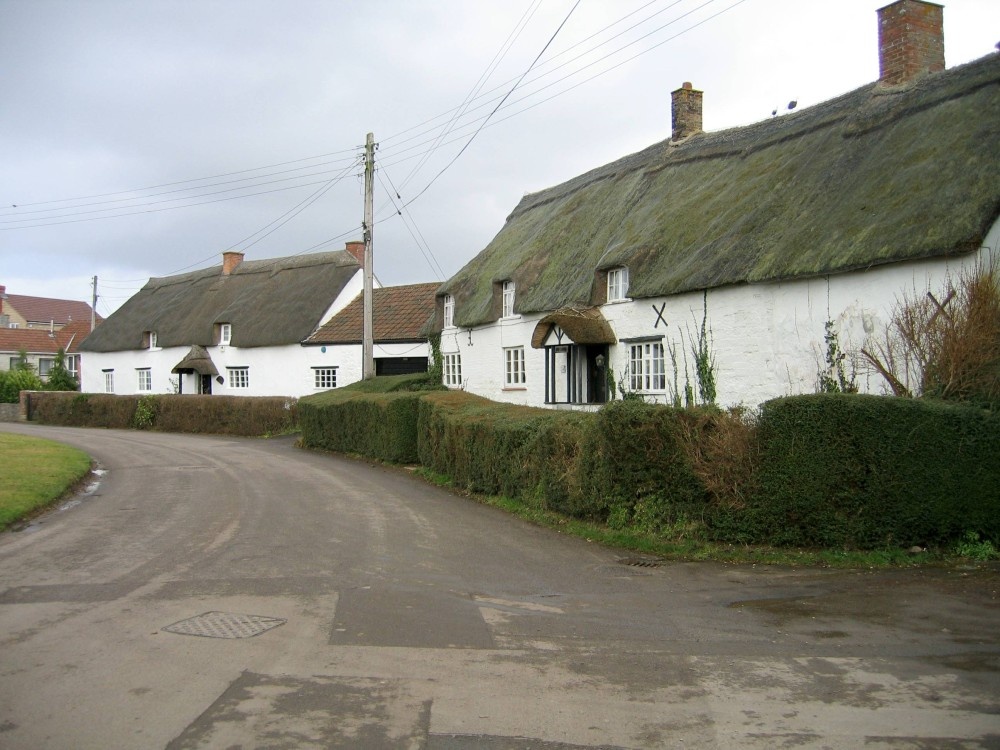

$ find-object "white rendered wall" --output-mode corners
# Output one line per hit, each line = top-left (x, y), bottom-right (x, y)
(80, 339), (428, 398)
(445, 223), (998, 409)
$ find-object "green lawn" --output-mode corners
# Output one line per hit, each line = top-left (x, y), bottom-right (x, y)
(0, 433), (92, 529)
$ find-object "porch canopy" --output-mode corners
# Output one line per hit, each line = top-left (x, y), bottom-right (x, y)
(171, 345), (219, 376)
(530, 306), (617, 349)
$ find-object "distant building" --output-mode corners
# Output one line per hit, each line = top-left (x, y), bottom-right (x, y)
(0, 285), (100, 332)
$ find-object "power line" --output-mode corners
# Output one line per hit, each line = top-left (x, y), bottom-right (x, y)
(376, 163), (446, 280)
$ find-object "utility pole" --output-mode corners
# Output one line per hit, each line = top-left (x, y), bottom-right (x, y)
(91, 276), (98, 331)
(362, 132), (375, 380)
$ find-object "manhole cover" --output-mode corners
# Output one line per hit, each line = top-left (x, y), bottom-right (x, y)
(162, 611), (286, 639)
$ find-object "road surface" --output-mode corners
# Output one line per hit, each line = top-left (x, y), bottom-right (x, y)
(0, 423), (998, 749)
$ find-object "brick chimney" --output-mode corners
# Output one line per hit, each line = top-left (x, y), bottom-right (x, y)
(671, 82), (703, 142)
(222, 251), (244, 276)
(345, 240), (365, 268)
(877, 0), (945, 86)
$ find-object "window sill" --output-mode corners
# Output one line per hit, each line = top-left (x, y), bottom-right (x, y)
(503, 386), (528, 391)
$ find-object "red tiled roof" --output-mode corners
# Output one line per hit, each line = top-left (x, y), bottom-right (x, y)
(3, 293), (100, 327)
(307, 283), (438, 344)
(0, 326), (80, 356)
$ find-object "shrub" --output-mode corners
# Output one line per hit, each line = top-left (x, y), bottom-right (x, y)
(748, 393), (1000, 548)
(0, 369), (43, 403)
(44, 349), (79, 392)
(299, 389), (423, 463)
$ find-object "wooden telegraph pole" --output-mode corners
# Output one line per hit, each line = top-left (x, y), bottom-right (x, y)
(363, 132), (375, 380)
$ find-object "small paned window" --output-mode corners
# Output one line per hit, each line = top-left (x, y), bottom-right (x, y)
(443, 295), (455, 328)
(501, 281), (516, 318)
(104, 370), (115, 394)
(227, 367), (249, 389)
(629, 342), (666, 391)
(219, 323), (232, 346)
(314, 367), (337, 389)
(504, 346), (526, 386)
(607, 267), (629, 302)
(137, 368), (152, 392)
(443, 353), (462, 387)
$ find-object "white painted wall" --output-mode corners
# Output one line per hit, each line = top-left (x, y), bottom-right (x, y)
(444, 221), (999, 409)
(80, 339), (429, 398)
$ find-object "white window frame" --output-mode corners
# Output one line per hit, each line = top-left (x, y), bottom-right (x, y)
(137, 368), (152, 392)
(501, 280), (516, 318)
(227, 366), (249, 389)
(103, 370), (115, 394)
(219, 323), (232, 346)
(504, 346), (526, 387)
(67, 355), (78, 378)
(37, 357), (54, 377)
(313, 367), (338, 389)
(149, 331), (157, 349)
(443, 295), (455, 328)
(607, 267), (629, 302)
(443, 353), (462, 387)
(629, 341), (666, 392)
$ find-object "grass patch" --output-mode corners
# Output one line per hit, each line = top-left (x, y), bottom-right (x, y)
(0, 433), (91, 530)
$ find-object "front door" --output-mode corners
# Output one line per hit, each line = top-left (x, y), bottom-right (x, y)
(200, 374), (213, 395)
(585, 344), (609, 404)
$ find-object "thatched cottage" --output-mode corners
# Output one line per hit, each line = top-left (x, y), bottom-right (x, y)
(434, 0), (1000, 408)
(79, 245), (435, 397)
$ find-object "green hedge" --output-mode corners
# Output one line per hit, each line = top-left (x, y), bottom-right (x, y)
(745, 394), (1000, 548)
(299, 390), (423, 463)
(28, 392), (298, 436)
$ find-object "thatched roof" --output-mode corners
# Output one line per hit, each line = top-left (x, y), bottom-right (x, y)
(530, 306), (617, 349)
(171, 345), (218, 376)
(440, 53), (1000, 328)
(305, 282), (439, 345)
(80, 252), (360, 352)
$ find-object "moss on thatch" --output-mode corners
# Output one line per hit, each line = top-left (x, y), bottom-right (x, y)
(441, 54), (1000, 327)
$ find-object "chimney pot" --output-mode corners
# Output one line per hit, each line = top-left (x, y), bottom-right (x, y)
(222, 251), (244, 276)
(345, 240), (366, 268)
(671, 82), (703, 142)
(877, 0), (945, 86)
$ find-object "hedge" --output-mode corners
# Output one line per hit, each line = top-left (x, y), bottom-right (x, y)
(27, 392), (298, 436)
(745, 394), (1000, 548)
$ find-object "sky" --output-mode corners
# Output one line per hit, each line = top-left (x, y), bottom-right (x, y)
(2, 0), (998, 317)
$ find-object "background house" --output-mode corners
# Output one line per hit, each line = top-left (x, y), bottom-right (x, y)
(304, 282), (438, 383)
(79, 244), (378, 397)
(0, 286), (95, 381)
(435, 0), (1000, 409)
(0, 285), (100, 332)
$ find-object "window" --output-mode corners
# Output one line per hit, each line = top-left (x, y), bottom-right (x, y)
(443, 353), (462, 387)
(38, 358), (54, 377)
(103, 370), (115, 394)
(629, 342), (666, 391)
(504, 346), (526, 387)
(501, 280), (516, 318)
(144, 330), (158, 349)
(313, 367), (337, 389)
(219, 323), (232, 346)
(67, 356), (78, 378)
(607, 267), (629, 302)
(443, 295), (455, 328)
(227, 366), (249, 389)
(137, 368), (152, 392)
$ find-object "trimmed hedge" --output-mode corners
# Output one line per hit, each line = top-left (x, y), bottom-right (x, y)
(745, 394), (1000, 548)
(299, 390), (424, 463)
(28, 392), (298, 436)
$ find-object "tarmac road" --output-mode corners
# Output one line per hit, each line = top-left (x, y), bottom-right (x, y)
(0, 423), (998, 749)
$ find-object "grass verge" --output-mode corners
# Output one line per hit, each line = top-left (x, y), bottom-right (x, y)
(0, 433), (92, 530)
(413, 467), (975, 568)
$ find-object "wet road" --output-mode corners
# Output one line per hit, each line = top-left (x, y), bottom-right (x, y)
(0, 424), (998, 749)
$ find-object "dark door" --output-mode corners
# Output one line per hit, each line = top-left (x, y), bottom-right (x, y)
(200, 374), (213, 395)
(586, 344), (609, 404)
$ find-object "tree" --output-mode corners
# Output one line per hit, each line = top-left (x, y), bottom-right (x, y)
(45, 348), (79, 392)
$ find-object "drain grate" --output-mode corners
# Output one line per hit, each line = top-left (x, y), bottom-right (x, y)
(617, 557), (664, 568)
(162, 611), (286, 639)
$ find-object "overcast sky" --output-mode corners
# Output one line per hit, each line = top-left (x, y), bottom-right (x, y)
(2, 0), (998, 317)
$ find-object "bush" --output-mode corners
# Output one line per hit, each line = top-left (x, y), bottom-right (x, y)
(299, 389), (423, 463)
(28, 392), (297, 436)
(0, 369), (44, 403)
(747, 393), (1000, 548)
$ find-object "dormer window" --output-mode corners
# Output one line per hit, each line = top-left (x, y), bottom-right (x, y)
(607, 267), (629, 302)
(218, 323), (232, 346)
(143, 330), (158, 349)
(501, 280), (516, 318)
(443, 295), (455, 328)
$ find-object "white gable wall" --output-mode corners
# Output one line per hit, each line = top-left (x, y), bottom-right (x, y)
(445, 222), (998, 409)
